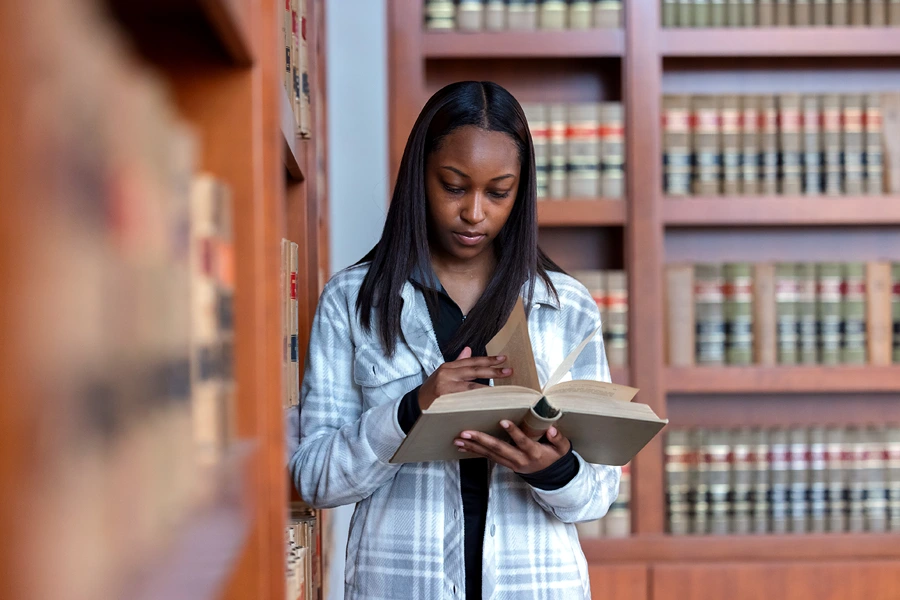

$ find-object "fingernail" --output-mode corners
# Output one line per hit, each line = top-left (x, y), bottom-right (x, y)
(501, 368), (512, 375)
(496, 355), (506, 362)
(454, 440), (465, 447)
(500, 421), (510, 429)
(461, 432), (472, 439)
(458, 448), (467, 453)
(548, 427), (557, 437)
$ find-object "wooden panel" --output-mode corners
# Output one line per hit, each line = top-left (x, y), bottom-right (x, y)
(668, 392), (900, 429)
(424, 30), (624, 58)
(588, 564), (647, 600)
(661, 28), (900, 57)
(425, 57), (621, 103)
(663, 197), (900, 227)
(652, 561), (900, 600)
(388, 0), (426, 183)
(538, 200), (627, 227)
(583, 534), (900, 563)
(666, 365), (900, 394)
(282, 86), (306, 180)
(538, 227), (624, 272)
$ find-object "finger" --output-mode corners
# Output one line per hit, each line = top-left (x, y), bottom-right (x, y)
(454, 438), (517, 470)
(456, 346), (473, 361)
(546, 426), (572, 453)
(454, 366), (513, 381)
(458, 431), (526, 466)
(499, 420), (540, 456)
(446, 355), (508, 368)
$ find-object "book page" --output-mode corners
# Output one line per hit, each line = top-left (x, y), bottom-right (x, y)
(541, 324), (603, 393)
(546, 379), (638, 401)
(485, 297), (541, 392)
(428, 386), (541, 413)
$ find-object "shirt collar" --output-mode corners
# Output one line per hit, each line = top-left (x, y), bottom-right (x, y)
(409, 262), (559, 310)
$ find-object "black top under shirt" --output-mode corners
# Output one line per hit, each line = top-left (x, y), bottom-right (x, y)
(397, 280), (579, 600)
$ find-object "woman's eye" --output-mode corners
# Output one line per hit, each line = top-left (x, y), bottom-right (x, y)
(443, 184), (465, 195)
(489, 191), (511, 200)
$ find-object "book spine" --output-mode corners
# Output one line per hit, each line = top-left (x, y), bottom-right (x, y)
(667, 264), (696, 367)
(485, 0), (508, 29)
(721, 95), (742, 196)
(425, 0), (458, 30)
(507, 0), (539, 29)
(796, 263), (819, 365)
(887, 426), (900, 531)
(291, 0), (301, 128)
(809, 427), (829, 533)
(892, 0), (900, 24)
(759, 0), (776, 23)
(572, 270), (606, 327)
(866, 427), (889, 533)
(881, 93), (900, 194)
(832, 0), (850, 24)
(695, 264), (726, 365)
(869, 0), (887, 23)
(711, 0), (727, 26)
(843, 94), (865, 195)
(569, 0), (594, 27)
(802, 95), (823, 195)
(776, 263), (799, 365)
(693, 429), (711, 535)
(731, 429), (754, 534)
(778, 94), (803, 196)
(606, 462), (631, 537)
(548, 103), (568, 199)
(751, 428), (771, 534)
(282, 239), (292, 409)
(724, 262), (754, 365)
(813, 0), (830, 24)
(693, 96), (721, 196)
(606, 270), (629, 368)
(817, 262), (843, 365)
(822, 94), (844, 196)
(776, 0), (793, 24)
(524, 103), (550, 200)
(566, 103), (601, 198)
(769, 429), (790, 534)
(742, 0), (758, 24)
(539, 0), (569, 29)
(667, 430), (693, 535)
(760, 95), (780, 195)
(727, 0), (743, 25)
(850, 0), (868, 24)
(864, 94), (884, 195)
(740, 95), (761, 195)
(663, 95), (692, 197)
(679, 0), (697, 25)
(788, 427), (810, 533)
(708, 430), (732, 535)
(298, 0), (312, 138)
(842, 262), (867, 365)
(754, 263), (777, 366)
(695, 0), (711, 27)
(600, 102), (626, 199)
(848, 427), (867, 533)
(893, 263), (900, 362)
(457, 0), (486, 30)
(664, 0), (680, 25)
(290, 242), (300, 406)
(794, 0), (812, 23)
(284, 0), (293, 95)
(826, 427), (847, 532)
(594, 0), (623, 26)
(866, 262), (893, 366)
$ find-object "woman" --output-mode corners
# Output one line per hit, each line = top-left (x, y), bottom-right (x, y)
(289, 81), (620, 599)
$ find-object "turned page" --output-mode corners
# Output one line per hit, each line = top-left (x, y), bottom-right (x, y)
(485, 297), (541, 391)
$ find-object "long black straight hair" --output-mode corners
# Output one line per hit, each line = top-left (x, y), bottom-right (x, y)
(356, 81), (562, 358)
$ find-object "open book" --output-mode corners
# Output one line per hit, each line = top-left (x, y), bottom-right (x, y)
(390, 298), (667, 466)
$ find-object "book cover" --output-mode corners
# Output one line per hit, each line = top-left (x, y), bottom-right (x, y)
(595, 0), (623, 26)
(866, 261), (892, 366)
(796, 263), (819, 365)
(290, 241), (300, 406)
(724, 262), (753, 365)
(832, 0), (850, 24)
(721, 95), (741, 196)
(775, 263), (799, 365)
(822, 94), (843, 196)
(390, 298), (665, 465)
(802, 94), (823, 195)
(548, 103), (568, 199)
(666, 264), (696, 367)
(778, 94), (803, 196)
(458, 0), (486, 30)
(864, 94), (884, 195)
(282, 239), (292, 408)
(817, 262), (843, 365)
(882, 93), (900, 193)
(600, 102), (626, 199)
(663, 95), (692, 196)
(731, 429), (754, 535)
(769, 428), (790, 534)
(741, 95), (761, 195)
(570, 0), (594, 27)
(606, 270), (629, 368)
(539, 0), (568, 28)
(843, 94), (865, 195)
(566, 103), (601, 198)
(813, 0), (830, 24)
(753, 263), (777, 366)
(842, 262), (867, 365)
(760, 95), (780, 195)
(693, 96), (721, 195)
(486, 0), (509, 29)
(298, 0), (312, 138)
(788, 427), (810, 533)
(508, 0), (539, 28)
(869, 0), (888, 23)
(776, 0), (793, 24)
(809, 427), (828, 533)
(695, 264), (726, 365)
(850, 0), (867, 24)
(284, 0), (293, 94)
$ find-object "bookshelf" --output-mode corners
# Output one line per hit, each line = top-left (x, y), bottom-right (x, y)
(392, 1), (900, 597)
(1, 0), (328, 599)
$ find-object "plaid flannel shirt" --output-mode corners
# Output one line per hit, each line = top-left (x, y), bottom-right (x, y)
(289, 264), (620, 600)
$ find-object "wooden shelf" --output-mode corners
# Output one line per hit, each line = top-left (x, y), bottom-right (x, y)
(610, 366), (630, 387)
(660, 27), (900, 57)
(424, 30), (625, 58)
(282, 85), (307, 180)
(129, 444), (254, 600)
(666, 365), (900, 394)
(582, 533), (900, 563)
(537, 199), (627, 226)
(663, 196), (900, 226)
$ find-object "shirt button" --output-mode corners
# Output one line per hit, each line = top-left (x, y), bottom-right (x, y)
(490, 524), (496, 537)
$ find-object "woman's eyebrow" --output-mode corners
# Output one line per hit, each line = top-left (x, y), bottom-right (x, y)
(441, 166), (515, 182)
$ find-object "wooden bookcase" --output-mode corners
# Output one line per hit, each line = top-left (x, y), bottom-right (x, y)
(389, 2), (900, 598)
(0, 0), (328, 599)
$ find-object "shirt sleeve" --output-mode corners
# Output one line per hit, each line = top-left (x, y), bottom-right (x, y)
(289, 279), (407, 508)
(516, 445), (579, 490)
(397, 386), (423, 434)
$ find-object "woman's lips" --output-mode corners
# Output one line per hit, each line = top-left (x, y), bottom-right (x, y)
(453, 232), (486, 246)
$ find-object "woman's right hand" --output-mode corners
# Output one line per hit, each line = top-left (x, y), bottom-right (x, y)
(417, 347), (512, 411)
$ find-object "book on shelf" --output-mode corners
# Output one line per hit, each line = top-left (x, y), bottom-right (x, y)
(458, 0), (486, 30)
(298, 0), (312, 138)
(663, 95), (692, 197)
(571, 269), (629, 370)
(287, 507), (321, 600)
(693, 95), (721, 196)
(883, 92), (900, 194)
(508, 0), (539, 29)
(893, 264), (900, 363)
(576, 462), (631, 538)
(753, 263), (777, 366)
(779, 94), (803, 196)
(282, 239), (300, 407)
(594, 0), (623, 27)
(548, 103), (568, 198)
(522, 103), (550, 199)
(844, 94), (866, 195)
(892, 0), (900, 24)
(665, 264), (696, 367)
(775, 0), (792, 24)
(796, 263), (818, 365)
(813, 0), (829, 24)
(721, 95), (741, 196)
(486, 0), (509, 29)
(600, 102), (625, 198)
(664, 0), (900, 23)
(284, 0), (293, 96)
(425, 0), (457, 30)
(795, 0), (812, 24)
(801, 95), (823, 195)
(391, 298), (665, 465)
(539, 0), (568, 29)
(865, 94), (885, 195)
(566, 103), (602, 198)
(775, 263), (799, 365)
(571, 0), (594, 28)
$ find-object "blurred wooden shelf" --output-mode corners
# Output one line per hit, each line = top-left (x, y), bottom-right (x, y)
(610, 366), (630, 387)
(666, 365), (900, 394)
(537, 199), (627, 226)
(424, 30), (625, 58)
(108, 0), (253, 66)
(282, 85), (308, 180)
(129, 444), (254, 600)
(582, 533), (900, 563)
(663, 196), (900, 226)
(660, 27), (900, 57)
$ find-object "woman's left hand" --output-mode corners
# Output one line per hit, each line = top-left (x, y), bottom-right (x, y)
(454, 421), (571, 474)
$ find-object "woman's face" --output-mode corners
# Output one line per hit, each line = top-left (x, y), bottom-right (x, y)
(425, 125), (521, 264)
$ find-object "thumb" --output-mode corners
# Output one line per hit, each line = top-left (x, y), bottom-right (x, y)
(456, 346), (472, 361)
(546, 427), (568, 450)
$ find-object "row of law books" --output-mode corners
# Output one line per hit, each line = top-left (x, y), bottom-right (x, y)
(571, 270), (629, 368)
(666, 262), (900, 367)
(576, 464), (632, 538)
(283, 240), (300, 407)
(666, 424), (900, 535)
(662, 0), (900, 26)
(283, 0), (312, 137)
(662, 93), (900, 197)
(425, 0), (623, 31)
(19, 3), (237, 598)
(286, 505), (322, 600)
(522, 102), (626, 200)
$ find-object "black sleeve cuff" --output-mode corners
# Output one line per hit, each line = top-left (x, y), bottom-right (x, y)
(397, 385), (423, 434)
(517, 445), (580, 490)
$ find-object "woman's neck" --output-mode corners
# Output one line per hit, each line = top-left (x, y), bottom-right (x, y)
(429, 246), (497, 315)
